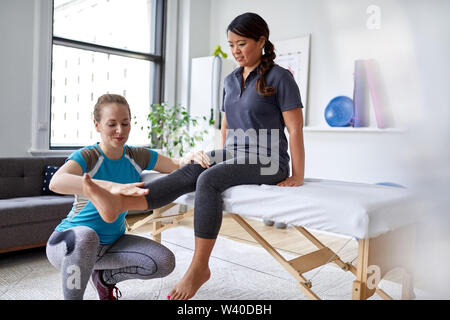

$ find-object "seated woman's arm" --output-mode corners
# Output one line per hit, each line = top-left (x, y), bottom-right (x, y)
(277, 108), (305, 187)
(221, 114), (228, 149)
(153, 151), (211, 173)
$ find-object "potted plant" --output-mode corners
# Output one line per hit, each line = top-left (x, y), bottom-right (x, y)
(137, 103), (214, 158)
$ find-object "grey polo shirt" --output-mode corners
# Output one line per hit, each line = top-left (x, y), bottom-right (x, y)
(222, 64), (303, 173)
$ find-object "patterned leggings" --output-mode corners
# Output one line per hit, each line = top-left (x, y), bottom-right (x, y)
(46, 226), (175, 300)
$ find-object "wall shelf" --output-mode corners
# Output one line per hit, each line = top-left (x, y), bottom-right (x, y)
(303, 127), (406, 133)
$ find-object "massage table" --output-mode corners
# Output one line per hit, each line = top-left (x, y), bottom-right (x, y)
(128, 172), (423, 300)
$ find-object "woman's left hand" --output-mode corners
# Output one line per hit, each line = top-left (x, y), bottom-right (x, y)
(276, 176), (304, 187)
(109, 181), (149, 197)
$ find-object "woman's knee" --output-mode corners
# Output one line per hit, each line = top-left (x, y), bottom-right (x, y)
(136, 245), (175, 279)
(196, 168), (224, 191)
(71, 226), (100, 250)
(160, 254), (176, 278)
(47, 226), (99, 269)
(49, 226), (98, 255)
(154, 245), (176, 278)
(177, 162), (205, 182)
(122, 235), (176, 279)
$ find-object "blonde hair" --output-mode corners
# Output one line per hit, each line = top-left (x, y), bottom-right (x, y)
(93, 94), (131, 122)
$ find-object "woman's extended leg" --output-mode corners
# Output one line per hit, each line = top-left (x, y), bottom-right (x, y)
(81, 151), (224, 218)
(168, 158), (288, 300)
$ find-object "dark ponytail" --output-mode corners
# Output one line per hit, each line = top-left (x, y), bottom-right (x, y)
(227, 12), (276, 97)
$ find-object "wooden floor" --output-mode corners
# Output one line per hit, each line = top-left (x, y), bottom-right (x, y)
(126, 209), (359, 264)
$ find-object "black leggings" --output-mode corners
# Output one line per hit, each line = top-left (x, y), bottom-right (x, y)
(144, 149), (288, 239)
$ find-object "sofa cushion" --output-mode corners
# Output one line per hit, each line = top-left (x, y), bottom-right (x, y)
(0, 195), (74, 227)
(0, 221), (63, 251)
(0, 157), (67, 199)
(41, 165), (61, 196)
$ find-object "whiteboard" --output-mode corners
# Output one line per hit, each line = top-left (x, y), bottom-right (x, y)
(274, 35), (311, 124)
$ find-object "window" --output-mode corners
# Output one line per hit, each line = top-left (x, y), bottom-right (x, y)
(50, 0), (165, 148)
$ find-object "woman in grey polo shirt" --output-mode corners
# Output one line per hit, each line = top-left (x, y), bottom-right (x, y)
(80, 12), (305, 300)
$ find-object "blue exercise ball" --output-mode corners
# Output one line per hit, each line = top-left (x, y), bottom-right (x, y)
(324, 96), (354, 127)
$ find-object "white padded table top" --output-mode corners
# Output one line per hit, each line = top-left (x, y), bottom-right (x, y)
(142, 172), (422, 239)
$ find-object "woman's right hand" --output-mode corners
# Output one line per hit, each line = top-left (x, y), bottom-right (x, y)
(180, 150), (211, 169)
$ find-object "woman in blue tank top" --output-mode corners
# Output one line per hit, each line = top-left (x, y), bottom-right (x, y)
(46, 94), (209, 300)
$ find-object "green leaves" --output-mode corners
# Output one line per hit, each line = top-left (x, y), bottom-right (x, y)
(136, 103), (213, 158)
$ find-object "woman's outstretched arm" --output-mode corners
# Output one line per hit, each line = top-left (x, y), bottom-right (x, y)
(153, 151), (211, 173)
(50, 160), (148, 197)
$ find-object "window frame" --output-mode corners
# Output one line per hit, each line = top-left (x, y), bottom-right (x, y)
(48, 0), (167, 150)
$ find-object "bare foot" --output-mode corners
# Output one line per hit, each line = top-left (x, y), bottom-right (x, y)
(168, 265), (211, 300)
(82, 173), (124, 223)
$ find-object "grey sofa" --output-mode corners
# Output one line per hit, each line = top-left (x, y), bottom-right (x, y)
(0, 157), (74, 253)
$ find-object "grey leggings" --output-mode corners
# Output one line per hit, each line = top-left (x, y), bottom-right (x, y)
(144, 149), (288, 239)
(46, 226), (175, 300)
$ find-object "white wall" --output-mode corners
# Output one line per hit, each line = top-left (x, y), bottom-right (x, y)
(175, 0), (212, 108)
(207, 0), (450, 185)
(1, 0), (449, 187)
(0, 0), (36, 157)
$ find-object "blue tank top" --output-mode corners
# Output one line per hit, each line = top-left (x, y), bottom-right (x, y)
(55, 143), (158, 245)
